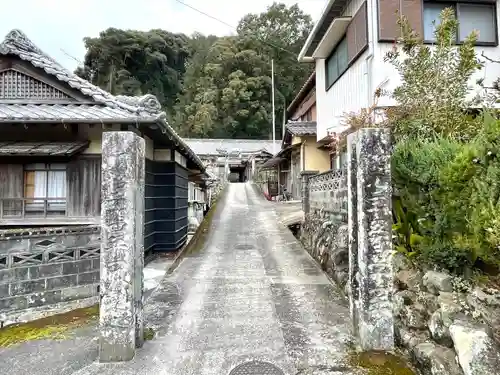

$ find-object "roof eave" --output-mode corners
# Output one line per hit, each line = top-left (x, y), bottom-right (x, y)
(155, 117), (206, 173)
(0, 117), (158, 124)
(286, 72), (316, 117)
(298, 0), (339, 62)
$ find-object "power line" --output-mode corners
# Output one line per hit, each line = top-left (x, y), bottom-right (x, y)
(172, 0), (299, 57)
(60, 48), (83, 66)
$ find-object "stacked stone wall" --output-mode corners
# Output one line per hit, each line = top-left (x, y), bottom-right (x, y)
(298, 128), (500, 374)
(393, 256), (500, 375)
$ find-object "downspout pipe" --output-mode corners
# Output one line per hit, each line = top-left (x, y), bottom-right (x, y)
(364, 0), (375, 109)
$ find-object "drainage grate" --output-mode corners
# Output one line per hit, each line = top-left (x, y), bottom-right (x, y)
(229, 361), (285, 375)
(234, 244), (255, 250)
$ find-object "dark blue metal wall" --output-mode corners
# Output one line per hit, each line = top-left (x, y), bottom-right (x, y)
(144, 158), (189, 253)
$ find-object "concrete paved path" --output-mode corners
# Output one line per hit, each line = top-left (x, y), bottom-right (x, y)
(75, 182), (357, 375)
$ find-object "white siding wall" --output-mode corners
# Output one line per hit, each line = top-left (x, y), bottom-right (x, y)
(316, 0), (500, 142)
(316, 0), (375, 141)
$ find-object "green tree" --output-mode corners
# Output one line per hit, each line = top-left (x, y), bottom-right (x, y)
(174, 2), (313, 138)
(75, 28), (190, 109)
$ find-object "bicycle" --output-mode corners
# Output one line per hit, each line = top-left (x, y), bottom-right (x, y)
(277, 185), (292, 202)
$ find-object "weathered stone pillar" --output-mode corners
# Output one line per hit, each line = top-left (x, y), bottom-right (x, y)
(300, 170), (318, 215)
(134, 138), (145, 349)
(99, 131), (145, 362)
(352, 128), (394, 351)
(346, 132), (359, 339)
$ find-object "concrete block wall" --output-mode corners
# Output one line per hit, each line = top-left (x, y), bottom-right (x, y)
(0, 225), (100, 315)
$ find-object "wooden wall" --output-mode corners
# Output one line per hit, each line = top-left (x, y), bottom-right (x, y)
(0, 164), (23, 198)
(144, 159), (189, 253)
(0, 156), (101, 219)
(66, 156), (101, 217)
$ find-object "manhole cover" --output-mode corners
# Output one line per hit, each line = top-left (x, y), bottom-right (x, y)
(234, 244), (254, 250)
(229, 361), (284, 375)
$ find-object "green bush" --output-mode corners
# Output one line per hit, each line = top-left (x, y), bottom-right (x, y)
(392, 114), (500, 273)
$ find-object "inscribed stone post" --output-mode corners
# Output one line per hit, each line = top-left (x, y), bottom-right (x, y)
(355, 128), (394, 351)
(346, 132), (359, 339)
(99, 131), (145, 362)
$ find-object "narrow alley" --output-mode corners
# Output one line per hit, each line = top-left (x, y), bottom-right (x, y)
(79, 183), (357, 375)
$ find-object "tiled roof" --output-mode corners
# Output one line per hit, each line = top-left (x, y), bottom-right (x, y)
(0, 141), (89, 156)
(184, 139), (281, 156)
(0, 29), (204, 172)
(0, 103), (152, 122)
(286, 121), (317, 136)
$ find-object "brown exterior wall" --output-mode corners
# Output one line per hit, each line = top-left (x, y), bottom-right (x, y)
(378, 0), (423, 41)
(347, 1), (369, 62)
(66, 156), (101, 217)
(0, 156), (101, 223)
(291, 88), (317, 121)
(0, 164), (23, 199)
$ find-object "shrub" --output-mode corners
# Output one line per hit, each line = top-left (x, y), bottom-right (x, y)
(384, 7), (483, 142)
(392, 113), (500, 273)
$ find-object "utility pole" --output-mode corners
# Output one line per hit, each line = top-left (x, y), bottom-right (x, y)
(282, 98), (286, 140)
(271, 59), (276, 155)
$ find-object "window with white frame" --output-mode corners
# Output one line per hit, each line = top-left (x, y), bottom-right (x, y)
(24, 163), (67, 211)
(326, 37), (349, 89)
(423, 1), (497, 44)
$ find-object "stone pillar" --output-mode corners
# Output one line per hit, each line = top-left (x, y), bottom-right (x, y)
(300, 170), (318, 215)
(134, 138), (145, 349)
(346, 132), (359, 339)
(99, 131), (145, 362)
(352, 128), (394, 351)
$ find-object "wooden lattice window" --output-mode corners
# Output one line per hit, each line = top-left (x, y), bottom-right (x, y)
(0, 69), (71, 100)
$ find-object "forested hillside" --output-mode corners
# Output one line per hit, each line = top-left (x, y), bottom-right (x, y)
(75, 2), (313, 139)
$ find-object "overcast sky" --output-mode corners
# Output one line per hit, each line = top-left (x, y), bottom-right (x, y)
(1, 0), (325, 71)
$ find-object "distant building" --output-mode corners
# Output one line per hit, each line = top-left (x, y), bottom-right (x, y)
(185, 139), (280, 182)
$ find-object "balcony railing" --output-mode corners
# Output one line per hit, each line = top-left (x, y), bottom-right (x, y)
(0, 197), (67, 219)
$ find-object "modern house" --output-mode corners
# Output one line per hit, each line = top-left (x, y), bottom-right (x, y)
(298, 0), (500, 141)
(0, 29), (207, 254)
(260, 73), (330, 199)
(184, 138), (280, 183)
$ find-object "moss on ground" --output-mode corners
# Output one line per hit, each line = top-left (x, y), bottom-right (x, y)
(0, 304), (99, 348)
(348, 350), (416, 375)
(143, 327), (155, 341)
(185, 199), (218, 256)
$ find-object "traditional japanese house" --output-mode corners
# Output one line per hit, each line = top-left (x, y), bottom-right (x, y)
(0, 29), (207, 254)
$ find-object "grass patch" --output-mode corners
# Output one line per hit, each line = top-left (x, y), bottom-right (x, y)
(143, 327), (155, 341)
(348, 350), (416, 375)
(0, 304), (99, 348)
(184, 196), (219, 256)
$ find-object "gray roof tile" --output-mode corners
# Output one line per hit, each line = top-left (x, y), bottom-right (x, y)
(286, 121), (317, 136)
(0, 103), (149, 121)
(0, 141), (89, 156)
(184, 139), (281, 156)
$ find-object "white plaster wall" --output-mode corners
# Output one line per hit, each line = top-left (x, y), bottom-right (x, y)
(78, 124), (155, 158)
(316, 0), (500, 141)
(316, 0), (374, 141)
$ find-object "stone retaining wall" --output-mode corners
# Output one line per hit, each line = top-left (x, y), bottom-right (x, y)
(300, 212), (349, 290)
(393, 255), (500, 375)
(0, 225), (100, 320)
(299, 168), (349, 291)
(297, 128), (500, 374)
